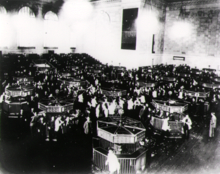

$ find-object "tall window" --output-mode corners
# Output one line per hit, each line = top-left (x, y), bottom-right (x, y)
(17, 6), (36, 47)
(0, 6), (8, 47)
(44, 11), (59, 48)
(0, 6), (6, 14)
(94, 11), (111, 50)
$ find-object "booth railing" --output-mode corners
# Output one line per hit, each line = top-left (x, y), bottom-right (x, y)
(93, 148), (146, 174)
(151, 100), (188, 113)
(38, 102), (73, 113)
(183, 89), (209, 98)
(101, 89), (127, 97)
(201, 82), (220, 89)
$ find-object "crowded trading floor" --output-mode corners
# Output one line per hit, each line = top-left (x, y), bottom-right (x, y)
(0, 53), (220, 174)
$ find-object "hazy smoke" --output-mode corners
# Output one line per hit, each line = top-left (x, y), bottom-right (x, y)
(0, 0), (94, 54)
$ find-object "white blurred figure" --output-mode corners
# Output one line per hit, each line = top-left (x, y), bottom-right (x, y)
(109, 100), (116, 116)
(53, 116), (63, 141)
(178, 88), (184, 99)
(181, 114), (192, 141)
(83, 116), (91, 134)
(102, 97), (109, 118)
(95, 104), (101, 118)
(0, 92), (5, 103)
(152, 88), (157, 98)
(30, 112), (38, 137)
(209, 112), (217, 138)
(118, 97), (124, 109)
(162, 117), (171, 131)
(102, 103), (109, 118)
(139, 93), (146, 105)
(181, 114), (192, 130)
(105, 149), (120, 174)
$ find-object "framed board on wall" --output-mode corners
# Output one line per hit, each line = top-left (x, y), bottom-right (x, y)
(121, 8), (138, 50)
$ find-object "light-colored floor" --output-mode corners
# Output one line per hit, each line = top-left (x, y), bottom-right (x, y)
(147, 123), (220, 174)
(92, 120), (220, 174)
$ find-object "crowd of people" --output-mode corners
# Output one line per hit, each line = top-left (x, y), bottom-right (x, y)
(0, 53), (219, 145)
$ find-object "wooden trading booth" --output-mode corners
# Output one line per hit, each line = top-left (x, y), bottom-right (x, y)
(93, 116), (147, 174)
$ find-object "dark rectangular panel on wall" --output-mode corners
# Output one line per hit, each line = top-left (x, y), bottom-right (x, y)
(121, 8), (138, 50)
(152, 34), (155, 54)
(173, 56), (185, 61)
(17, 47), (35, 49)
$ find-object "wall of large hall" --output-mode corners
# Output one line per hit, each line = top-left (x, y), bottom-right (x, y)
(162, 0), (220, 70)
(0, 0), (167, 69)
(0, 3), (75, 55)
(75, 0), (166, 69)
(2, 0), (220, 70)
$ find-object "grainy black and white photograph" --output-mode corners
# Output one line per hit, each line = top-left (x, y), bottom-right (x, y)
(0, 0), (220, 174)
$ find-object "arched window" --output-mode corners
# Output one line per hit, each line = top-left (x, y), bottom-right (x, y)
(19, 6), (35, 17)
(0, 6), (8, 47)
(69, 24), (77, 49)
(44, 11), (59, 48)
(0, 6), (6, 14)
(44, 11), (58, 21)
(94, 11), (111, 50)
(17, 6), (36, 47)
(95, 10), (111, 27)
(81, 10), (111, 63)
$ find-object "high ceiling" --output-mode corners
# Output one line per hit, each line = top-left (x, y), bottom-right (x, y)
(165, 0), (192, 2)
(0, 0), (200, 12)
(0, 0), (194, 4)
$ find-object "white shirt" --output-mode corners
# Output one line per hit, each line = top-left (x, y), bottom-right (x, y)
(95, 79), (99, 86)
(65, 117), (70, 126)
(102, 101), (109, 118)
(178, 90), (184, 99)
(96, 104), (100, 118)
(104, 107), (109, 118)
(55, 117), (62, 132)
(0, 93), (5, 103)
(78, 94), (84, 103)
(83, 118), (91, 134)
(127, 99), (134, 110)
(91, 98), (97, 108)
(139, 95), (145, 103)
(152, 90), (157, 98)
(210, 114), (217, 128)
(162, 117), (170, 131)
(106, 151), (120, 173)
(102, 101), (109, 110)
(71, 110), (79, 118)
(91, 86), (96, 94)
(5, 84), (9, 90)
(134, 88), (141, 96)
(30, 115), (38, 127)
(119, 99), (124, 108)
(134, 99), (141, 108)
(109, 101), (116, 115)
(150, 117), (155, 126)
(181, 115), (192, 130)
